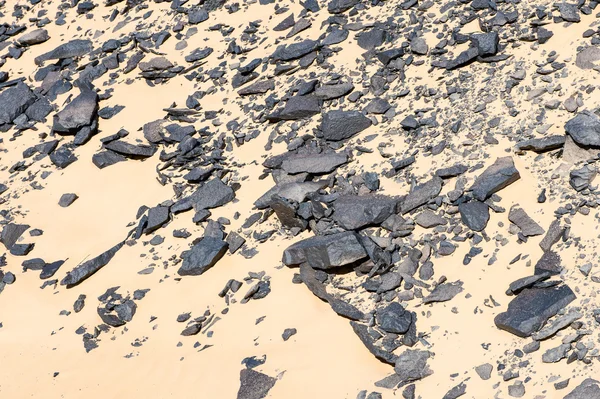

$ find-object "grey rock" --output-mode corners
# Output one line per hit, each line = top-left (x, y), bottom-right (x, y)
(144, 206), (170, 234)
(52, 89), (98, 135)
(58, 193), (78, 207)
(18, 29), (50, 46)
(401, 176), (443, 214)
(281, 152), (348, 174)
(60, 242), (124, 287)
(0, 82), (36, 125)
(410, 37), (428, 55)
(563, 378), (600, 399)
(415, 211), (447, 228)
(1, 223), (30, 250)
(507, 273), (550, 296)
(475, 363), (493, 380)
(376, 302), (412, 334)
(394, 349), (433, 384)
(540, 219), (566, 252)
(328, 0), (358, 13)
(565, 111), (600, 147)
(92, 151), (126, 169)
(423, 281), (463, 304)
(558, 3), (580, 22)
(532, 310), (582, 341)
(508, 207), (544, 237)
(471, 32), (499, 56)
(459, 201), (489, 232)
(267, 95), (321, 121)
(542, 343), (571, 363)
(282, 328), (297, 341)
(271, 39), (320, 61)
(470, 157), (520, 201)
(282, 231), (367, 269)
(255, 180), (327, 209)
(515, 135), (565, 152)
(189, 178), (235, 211)
(358, 29), (386, 51)
(576, 47), (600, 70)
(34, 39), (92, 65)
(446, 47), (479, 70)
(570, 164), (596, 191)
(534, 250), (562, 275)
(237, 368), (276, 399)
(333, 195), (398, 230)
(321, 110), (372, 141)
(443, 382), (467, 399)
(508, 381), (525, 398)
(350, 321), (397, 365)
(177, 237), (228, 276)
(494, 285), (576, 337)
(314, 82), (354, 100)
(104, 140), (156, 159)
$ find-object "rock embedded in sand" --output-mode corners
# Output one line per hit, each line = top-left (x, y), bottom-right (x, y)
(58, 193), (78, 207)
(34, 39), (93, 66)
(236, 368), (276, 399)
(350, 321), (397, 365)
(423, 281), (464, 304)
(177, 237), (228, 276)
(61, 242), (124, 287)
(458, 201), (489, 232)
(266, 95), (321, 121)
(0, 82), (36, 125)
(189, 178), (235, 211)
(563, 378), (600, 399)
(565, 111), (600, 148)
(376, 302), (413, 334)
(401, 176), (443, 215)
(332, 195), (398, 230)
(320, 110), (372, 141)
(255, 180), (327, 209)
(508, 207), (544, 237)
(282, 231), (367, 269)
(281, 152), (348, 175)
(470, 157), (520, 201)
(475, 363), (493, 380)
(1, 223), (30, 250)
(494, 285), (576, 337)
(271, 39), (320, 61)
(393, 349), (433, 384)
(515, 136), (565, 153)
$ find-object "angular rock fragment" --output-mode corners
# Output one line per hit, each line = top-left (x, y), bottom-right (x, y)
(350, 321), (397, 365)
(565, 111), (600, 148)
(104, 140), (156, 159)
(189, 178), (235, 211)
(333, 195), (397, 230)
(532, 310), (582, 341)
(394, 349), (433, 384)
(534, 251), (562, 275)
(282, 231), (367, 269)
(0, 82), (36, 125)
(1, 223), (30, 250)
(320, 110), (372, 141)
(470, 157), (520, 201)
(570, 164), (596, 192)
(271, 39), (320, 61)
(267, 96), (321, 121)
(459, 201), (489, 232)
(177, 237), (228, 276)
(515, 136), (565, 153)
(35, 39), (93, 65)
(281, 152), (348, 174)
(18, 29), (50, 46)
(401, 177), (442, 214)
(58, 193), (78, 207)
(494, 285), (576, 337)
(61, 242), (124, 287)
(423, 281), (463, 304)
(52, 89), (98, 136)
(237, 368), (276, 399)
(255, 181), (327, 209)
(376, 302), (412, 334)
(563, 378), (600, 399)
(508, 207), (544, 237)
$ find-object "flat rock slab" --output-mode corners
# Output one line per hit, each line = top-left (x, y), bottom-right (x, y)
(423, 281), (464, 304)
(534, 250), (562, 275)
(255, 180), (327, 209)
(236, 368), (276, 399)
(564, 378), (600, 399)
(393, 349), (433, 384)
(52, 89), (98, 134)
(515, 135), (565, 152)
(494, 285), (576, 338)
(104, 140), (156, 159)
(576, 47), (600, 69)
(190, 178), (235, 211)
(0, 82), (36, 125)
(332, 195), (398, 230)
(321, 110), (372, 141)
(470, 157), (520, 201)
(1, 223), (30, 250)
(508, 207), (545, 237)
(401, 176), (443, 214)
(177, 237), (228, 276)
(281, 152), (348, 174)
(35, 39), (92, 65)
(282, 231), (367, 269)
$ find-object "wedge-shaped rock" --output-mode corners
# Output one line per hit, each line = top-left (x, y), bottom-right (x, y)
(104, 140), (156, 159)
(237, 368), (276, 399)
(281, 152), (347, 174)
(423, 281), (463, 304)
(534, 250), (562, 275)
(52, 89), (98, 134)
(394, 349), (433, 384)
(333, 195), (397, 230)
(282, 231), (367, 269)
(61, 242), (124, 287)
(350, 321), (397, 365)
(376, 302), (413, 334)
(321, 110), (372, 141)
(494, 285), (576, 337)
(35, 39), (92, 65)
(1, 223), (30, 250)
(401, 176), (443, 214)
(177, 237), (228, 276)
(563, 378), (600, 399)
(470, 157), (520, 201)
(271, 39), (320, 61)
(266, 95), (321, 121)
(255, 180), (327, 209)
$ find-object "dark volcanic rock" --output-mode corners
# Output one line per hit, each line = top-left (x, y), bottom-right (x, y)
(494, 285), (576, 337)
(50, 145), (77, 168)
(0, 82), (36, 125)
(104, 140), (156, 159)
(350, 321), (397, 365)
(1, 223), (30, 250)
(563, 378), (600, 399)
(255, 180), (327, 209)
(570, 164), (596, 192)
(237, 368), (276, 399)
(35, 39), (93, 65)
(423, 281), (464, 304)
(177, 237), (228, 276)
(58, 193), (78, 207)
(332, 195), (398, 230)
(189, 178), (235, 211)
(18, 29), (50, 46)
(470, 157), (520, 201)
(267, 95), (321, 121)
(92, 150), (126, 168)
(281, 152), (348, 174)
(534, 251), (562, 276)
(401, 177), (443, 214)
(376, 302), (412, 334)
(515, 136), (566, 153)
(394, 349), (433, 384)
(565, 110), (600, 148)
(282, 231), (367, 269)
(508, 207), (544, 237)
(52, 89), (98, 135)
(271, 39), (320, 61)
(459, 201), (489, 232)
(328, 0), (358, 14)
(321, 110), (372, 141)
(60, 242), (124, 287)
(446, 47), (479, 70)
